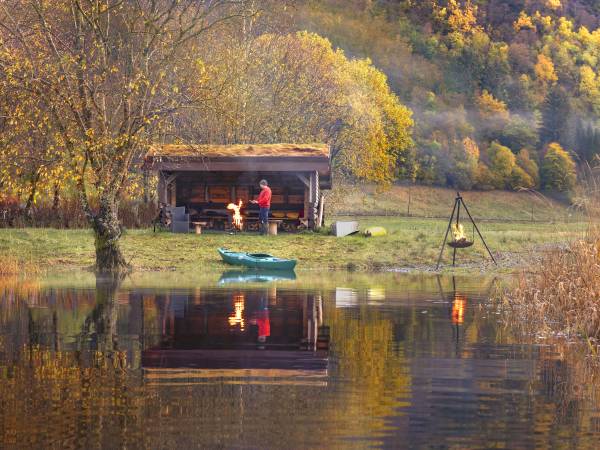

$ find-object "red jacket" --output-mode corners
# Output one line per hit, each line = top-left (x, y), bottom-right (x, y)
(257, 186), (272, 208)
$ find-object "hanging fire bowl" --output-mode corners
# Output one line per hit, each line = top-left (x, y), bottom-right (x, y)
(447, 239), (474, 248)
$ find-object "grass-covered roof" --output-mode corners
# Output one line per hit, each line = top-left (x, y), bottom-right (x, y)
(146, 143), (329, 160)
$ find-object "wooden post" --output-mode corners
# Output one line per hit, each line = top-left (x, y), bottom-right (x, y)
(169, 179), (177, 206)
(317, 194), (325, 228)
(158, 173), (167, 204)
(303, 185), (309, 226)
(308, 171), (319, 229)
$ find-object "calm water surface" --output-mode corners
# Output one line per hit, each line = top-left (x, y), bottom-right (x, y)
(0, 271), (599, 449)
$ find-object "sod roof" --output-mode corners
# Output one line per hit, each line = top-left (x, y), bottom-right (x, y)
(146, 143), (329, 160)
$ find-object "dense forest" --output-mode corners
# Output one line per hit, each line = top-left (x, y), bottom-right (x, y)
(1, 0), (598, 223)
(290, 0), (600, 193)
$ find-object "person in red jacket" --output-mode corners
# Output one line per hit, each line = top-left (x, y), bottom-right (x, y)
(250, 179), (271, 235)
(250, 295), (270, 348)
(250, 307), (270, 346)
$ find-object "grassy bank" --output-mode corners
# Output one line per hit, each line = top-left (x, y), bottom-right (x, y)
(0, 217), (588, 273)
(329, 184), (581, 222)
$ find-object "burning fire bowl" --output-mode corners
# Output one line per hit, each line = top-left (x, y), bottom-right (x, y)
(447, 240), (474, 248)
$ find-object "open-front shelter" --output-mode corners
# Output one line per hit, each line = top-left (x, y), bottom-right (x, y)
(144, 143), (331, 231)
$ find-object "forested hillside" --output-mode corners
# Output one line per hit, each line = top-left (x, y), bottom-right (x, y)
(1, 0), (598, 224)
(291, 0), (599, 192)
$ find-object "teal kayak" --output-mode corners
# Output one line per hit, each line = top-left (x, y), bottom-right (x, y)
(217, 248), (297, 270)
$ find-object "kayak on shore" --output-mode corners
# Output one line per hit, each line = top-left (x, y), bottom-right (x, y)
(217, 248), (297, 270)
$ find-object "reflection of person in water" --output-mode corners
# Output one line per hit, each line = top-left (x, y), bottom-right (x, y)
(250, 296), (270, 346)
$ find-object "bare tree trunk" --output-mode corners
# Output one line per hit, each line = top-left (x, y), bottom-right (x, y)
(24, 172), (40, 218)
(52, 183), (61, 211)
(92, 194), (129, 273)
(142, 170), (150, 205)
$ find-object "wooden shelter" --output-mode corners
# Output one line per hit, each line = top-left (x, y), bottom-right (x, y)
(144, 143), (331, 231)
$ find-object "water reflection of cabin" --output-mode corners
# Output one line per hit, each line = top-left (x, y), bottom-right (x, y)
(143, 143), (332, 231)
(141, 289), (328, 385)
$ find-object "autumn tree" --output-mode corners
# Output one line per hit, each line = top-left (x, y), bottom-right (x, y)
(180, 31), (413, 184)
(517, 149), (540, 187)
(0, 85), (69, 215)
(541, 142), (577, 192)
(0, 0), (249, 271)
(487, 141), (516, 189)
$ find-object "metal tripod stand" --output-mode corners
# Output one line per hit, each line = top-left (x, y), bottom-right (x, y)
(436, 192), (497, 269)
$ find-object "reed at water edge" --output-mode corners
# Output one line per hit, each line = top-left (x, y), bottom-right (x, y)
(498, 228), (600, 344)
(0, 256), (41, 276)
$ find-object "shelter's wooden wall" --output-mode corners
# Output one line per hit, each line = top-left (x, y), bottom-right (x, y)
(158, 170), (325, 230)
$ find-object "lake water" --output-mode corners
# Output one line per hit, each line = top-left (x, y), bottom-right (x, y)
(1, 271), (599, 449)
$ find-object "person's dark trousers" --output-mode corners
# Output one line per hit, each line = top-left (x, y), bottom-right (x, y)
(259, 207), (269, 235)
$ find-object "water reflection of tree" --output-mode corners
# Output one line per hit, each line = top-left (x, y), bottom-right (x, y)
(0, 275), (144, 447)
(3, 277), (600, 447)
(79, 274), (122, 361)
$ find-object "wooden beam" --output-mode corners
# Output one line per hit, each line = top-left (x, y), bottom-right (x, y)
(168, 171), (311, 186)
(296, 174), (310, 188)
(165, 173), (179, 185)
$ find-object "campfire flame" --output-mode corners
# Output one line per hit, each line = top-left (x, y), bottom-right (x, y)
(451, 293), (467, 324)
(227, 200), (243, 230)
(228, 293), (245, 330)
(452, 223), (466, 242)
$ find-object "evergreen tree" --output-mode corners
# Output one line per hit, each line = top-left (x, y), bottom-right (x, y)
(574, 119), (600, 163)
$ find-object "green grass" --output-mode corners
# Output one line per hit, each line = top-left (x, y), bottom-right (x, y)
(0, 217), (589, 273)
